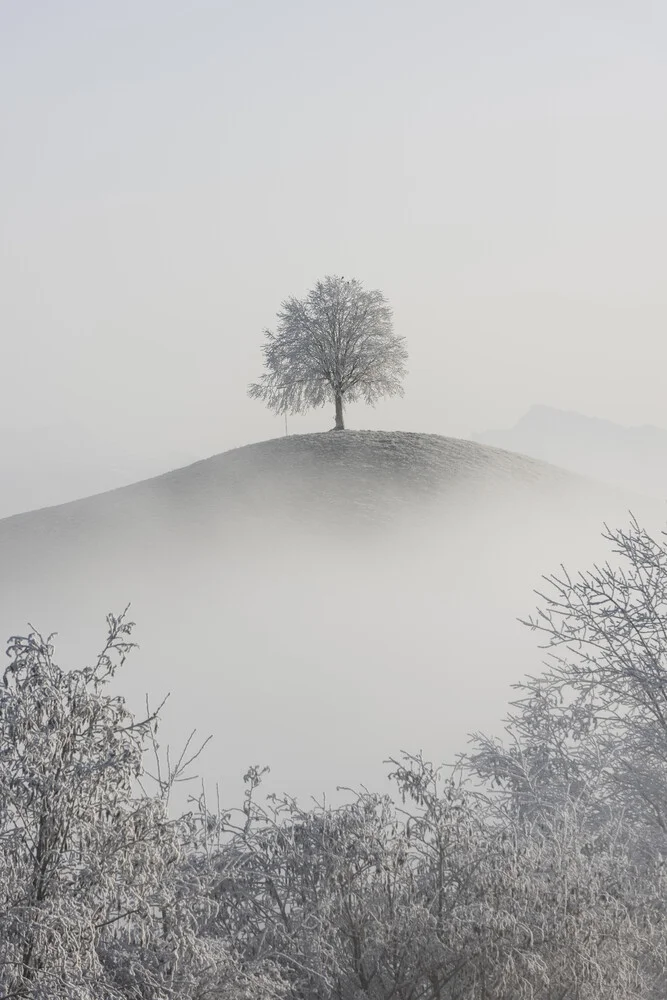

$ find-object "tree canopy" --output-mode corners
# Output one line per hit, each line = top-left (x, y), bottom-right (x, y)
(249, 275), (408, 430)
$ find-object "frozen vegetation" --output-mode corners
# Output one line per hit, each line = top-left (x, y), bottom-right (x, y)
(1, 428), (666, 997)
(249, 276), (408, 431)
(3, 517), (667, 996)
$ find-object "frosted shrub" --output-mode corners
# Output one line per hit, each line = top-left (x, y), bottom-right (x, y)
(0, 612), (283, 1000)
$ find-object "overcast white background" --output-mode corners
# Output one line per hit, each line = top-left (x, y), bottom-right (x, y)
(2, 0), (666, 486)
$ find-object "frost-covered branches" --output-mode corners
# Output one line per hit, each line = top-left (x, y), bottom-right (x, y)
(248, 275), (408, 430)
(523, 516), (667, 735)
(207, 753), (647, 1000)
(0, 613), (283, 1000)
(465, 517), (667, 997)
(4, 544), (667, 1000)
(493, 517), (667, 843)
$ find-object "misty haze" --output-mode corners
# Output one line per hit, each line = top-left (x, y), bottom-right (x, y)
(2, 3), (667, 998)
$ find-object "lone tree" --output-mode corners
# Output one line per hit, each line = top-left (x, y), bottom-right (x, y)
(248, 275), (408, 430)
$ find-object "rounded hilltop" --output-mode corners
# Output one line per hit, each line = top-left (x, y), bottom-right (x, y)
(0, 428), (617, 594)
(178, 429), (582, 512)
(0, 428), (603, 536)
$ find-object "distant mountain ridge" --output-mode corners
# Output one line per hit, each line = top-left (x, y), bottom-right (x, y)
(475, 405), (667, 499)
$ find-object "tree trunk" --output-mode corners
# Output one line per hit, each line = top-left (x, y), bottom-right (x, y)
(334, 392), (345, 430)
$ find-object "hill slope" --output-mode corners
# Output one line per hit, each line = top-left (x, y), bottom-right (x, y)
(0, 429), (589, 531)
(0, 430), (593, 579)
(0, 430), (658, 808)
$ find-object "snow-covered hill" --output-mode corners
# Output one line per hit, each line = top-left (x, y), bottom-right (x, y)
(0, 430), (659, 808)
(0, 429), (591, 530)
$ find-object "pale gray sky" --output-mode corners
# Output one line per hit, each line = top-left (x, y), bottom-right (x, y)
(2, 0), (666, 471)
